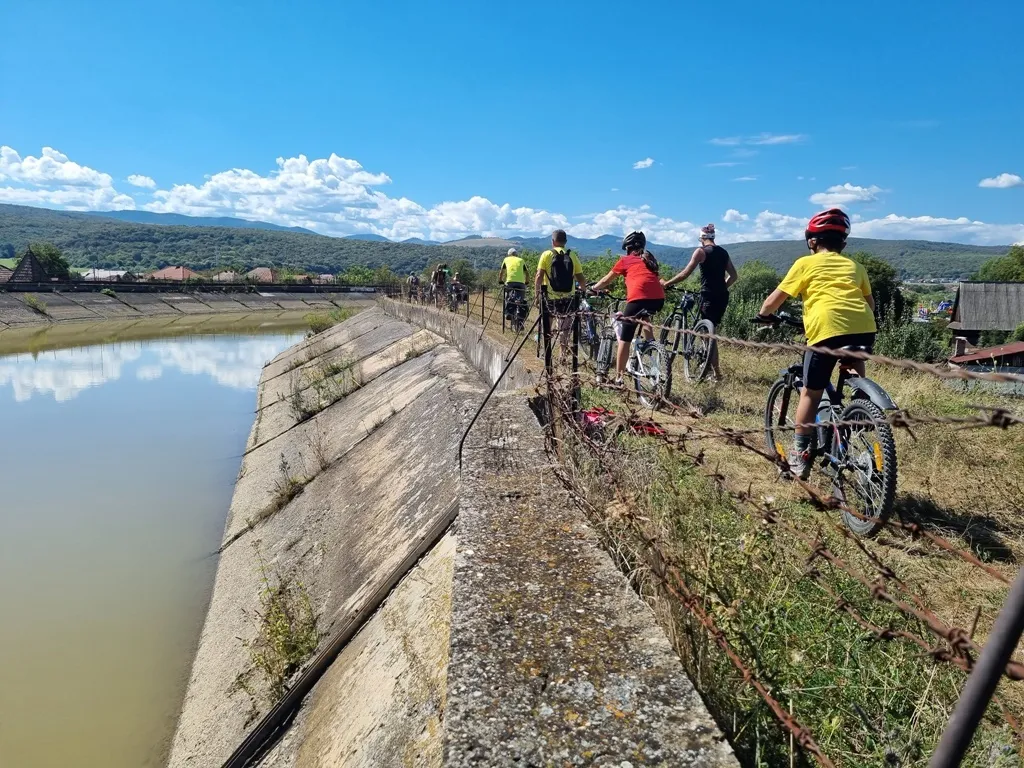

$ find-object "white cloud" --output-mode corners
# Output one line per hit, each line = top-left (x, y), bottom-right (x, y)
(979, 173), (1023, 189)
(126, 174), (156, 189)
(0, 145), (135, 211)
(809, 183), (882, 207)
(852, 214), (1024, 245)
(705, 162), (741, 168)
(749, 133), (806, 145)
(710, 133), (805, 146)
(610, 187), (619, 192)
(632, 157), (654, 169)
(734, 176), (758, 182)
(723, 209), (749, 223)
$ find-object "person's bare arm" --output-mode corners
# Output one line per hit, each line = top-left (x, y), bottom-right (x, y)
(662, 248), (704, 288)
(575, 270), (587, 293)
(534, 267), (544, 302)
(865, 294), (876, 312)
(724, 257), (738, 288)
(498, 265), (506, 283)
(758, 288), (790, 317)
(590, 269), (617, 293)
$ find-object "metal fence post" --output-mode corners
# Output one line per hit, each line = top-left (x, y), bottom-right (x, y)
(481, 285), (485, 325)
(571, 291), (581, 411)
(929, 566), (1024, 767)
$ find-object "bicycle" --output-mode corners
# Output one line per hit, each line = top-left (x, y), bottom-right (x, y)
(659, 289), (715, 396)
(501, 284), (529, 333)
(589, 293), (668, 409)
(756, 312), (899, 536)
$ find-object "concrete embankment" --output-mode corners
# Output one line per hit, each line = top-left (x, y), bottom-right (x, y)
(171, 304), (736, 767)
(0, 290), (372, 331)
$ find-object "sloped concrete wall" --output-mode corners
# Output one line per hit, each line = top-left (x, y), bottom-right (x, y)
(169, 308), (487, 768)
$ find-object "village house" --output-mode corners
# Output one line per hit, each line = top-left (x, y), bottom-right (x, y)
(149, 266), (200, 281)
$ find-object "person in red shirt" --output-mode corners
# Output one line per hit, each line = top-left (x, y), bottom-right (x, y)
(590, 231), (665, 383)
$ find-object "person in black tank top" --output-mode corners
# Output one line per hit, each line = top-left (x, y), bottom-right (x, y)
(661, 223), (738, 378)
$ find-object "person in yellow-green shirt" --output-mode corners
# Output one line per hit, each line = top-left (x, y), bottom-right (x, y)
(757, 208), (876, 479)
(534, 229), (586, 351)
(500, 247), (530, 326)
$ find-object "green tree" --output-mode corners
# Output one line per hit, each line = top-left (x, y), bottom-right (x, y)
(28, 242), (72, 279)
(731, 260), (780, 303)
(850, 251), (904, 321)
(974, 245), (1024, 281)
(1009, 322), (1024, 343)
(0, 242), (14, 260)
(450, 259), (477, 288)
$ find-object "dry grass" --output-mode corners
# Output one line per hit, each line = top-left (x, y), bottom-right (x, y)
(565, 344), (1024, 766)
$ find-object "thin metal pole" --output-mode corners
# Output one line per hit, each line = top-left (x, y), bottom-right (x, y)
(571, 292), (580, 411)
(541, 289), (553, 376)
(929, 566), (1024, 768)
(481, 285), (485, 325)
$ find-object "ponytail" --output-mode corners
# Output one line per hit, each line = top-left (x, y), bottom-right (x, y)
(641, 249), (659, 274)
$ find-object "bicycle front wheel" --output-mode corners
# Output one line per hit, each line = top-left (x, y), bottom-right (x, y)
(833, 399), (897, 537)
(633, 344), (667, 409)
(684, 319), (715, 383)
(764, 377), (795, 461)
(659, 313), (683, 399)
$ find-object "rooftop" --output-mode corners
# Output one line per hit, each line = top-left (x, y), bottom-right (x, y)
(949, 281), (1024, 332)
(950, 340), (1024, 364)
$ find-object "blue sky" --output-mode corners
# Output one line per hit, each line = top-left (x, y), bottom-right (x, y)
(2, 0), (1023, 245)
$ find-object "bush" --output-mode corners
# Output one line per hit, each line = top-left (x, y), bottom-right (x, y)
(23, 293), (48, 315)
(100, 287), (117, 298)
(873, 313), (949, 362)
(1010, 322), (1024, 343)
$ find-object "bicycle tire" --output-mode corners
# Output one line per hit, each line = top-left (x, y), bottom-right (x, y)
(660, 313), (683, 399)
(833, 398), (898, 537)
(763, 377), (795, 460)
(633, 343), (666, 409)
(684, 319), (715, 383)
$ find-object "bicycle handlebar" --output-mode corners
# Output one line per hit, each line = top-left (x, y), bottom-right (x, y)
(751, 311), (804, 329)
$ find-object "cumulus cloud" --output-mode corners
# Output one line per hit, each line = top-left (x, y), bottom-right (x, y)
(632, 157), (654, 169)
(126, 174), (156, 188)
(0, 145), (135, 211)
(3, 144), (1023, 249)
(809, 183), (882, 207)
(979, 173), (1023, 189)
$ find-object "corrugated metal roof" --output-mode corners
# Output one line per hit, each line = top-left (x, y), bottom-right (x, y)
(950, 341), (1024, 364)
(948, 282), (1024, 331)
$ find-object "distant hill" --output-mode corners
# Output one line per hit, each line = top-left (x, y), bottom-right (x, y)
(401, 237), (438, 245)
(0, 203), (498, 275)
(343, 233), (391, 242)
(0, 203), (1010, 280)
(83, 209), (318, 235)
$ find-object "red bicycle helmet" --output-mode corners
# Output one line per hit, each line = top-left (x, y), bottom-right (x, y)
(805, 208), (851, 238)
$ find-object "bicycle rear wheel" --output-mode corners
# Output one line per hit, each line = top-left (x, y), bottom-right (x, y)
(764, 377), (796, 461)
(684, 319), (715, 383)
(633, 343), (666, 409)
(832, 399), (897, 537)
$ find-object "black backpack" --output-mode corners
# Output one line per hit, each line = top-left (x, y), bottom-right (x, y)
(548, 249), (574, 293)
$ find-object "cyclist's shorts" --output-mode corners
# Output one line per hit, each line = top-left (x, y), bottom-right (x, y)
(618, 298), (665, 342)
(802, 332), (875, 390)
(699, 293), (729, 326)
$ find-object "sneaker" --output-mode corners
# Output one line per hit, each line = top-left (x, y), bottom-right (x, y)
(787, 446), (812, 480)
(613, 377), (624, 388)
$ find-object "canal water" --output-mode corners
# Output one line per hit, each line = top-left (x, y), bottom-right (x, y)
(0, 316), (309, 768)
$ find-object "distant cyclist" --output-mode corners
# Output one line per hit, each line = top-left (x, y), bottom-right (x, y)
(499, 247), (529, 319)
(430, 262), (449, 306)
(590, 231), (665, 385)
(406, 272), (420, 302)
(756, 208), (876, 479)
(534, 229), (586, 353)
(662, 223), (737, 379)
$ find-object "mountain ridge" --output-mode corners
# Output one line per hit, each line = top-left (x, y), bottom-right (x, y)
(0, 203), (1010, 279)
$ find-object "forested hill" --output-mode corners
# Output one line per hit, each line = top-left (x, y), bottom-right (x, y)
(0, 202), (1010, 279)
(0, 203), (497, 275)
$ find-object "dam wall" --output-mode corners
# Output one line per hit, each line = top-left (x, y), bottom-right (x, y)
(170, 305), (735, 767)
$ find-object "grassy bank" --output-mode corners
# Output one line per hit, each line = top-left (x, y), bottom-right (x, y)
(562, 344), (1024, 766)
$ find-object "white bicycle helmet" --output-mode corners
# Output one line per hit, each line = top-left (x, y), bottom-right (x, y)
(507, 247), (518, 256)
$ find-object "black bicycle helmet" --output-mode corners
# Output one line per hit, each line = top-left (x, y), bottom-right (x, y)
(622, 231), (646, 253)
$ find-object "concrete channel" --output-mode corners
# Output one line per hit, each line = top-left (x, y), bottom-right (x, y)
(168, 300), (736, 767)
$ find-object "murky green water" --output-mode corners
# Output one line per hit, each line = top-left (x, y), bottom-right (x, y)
(0, 316), (308, 768)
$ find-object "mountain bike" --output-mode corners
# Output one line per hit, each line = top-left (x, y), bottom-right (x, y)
(579, 292), (611, 363)
(589, 293), (667, 408)
(501, 284), (529, 333)
(659, 289), (715, 397)
(756, 312), (899, 536)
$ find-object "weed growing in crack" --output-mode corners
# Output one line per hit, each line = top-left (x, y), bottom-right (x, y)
(235, 546), (320, 706)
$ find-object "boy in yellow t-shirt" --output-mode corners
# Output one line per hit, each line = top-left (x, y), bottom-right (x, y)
(756, 208), (877, 478)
